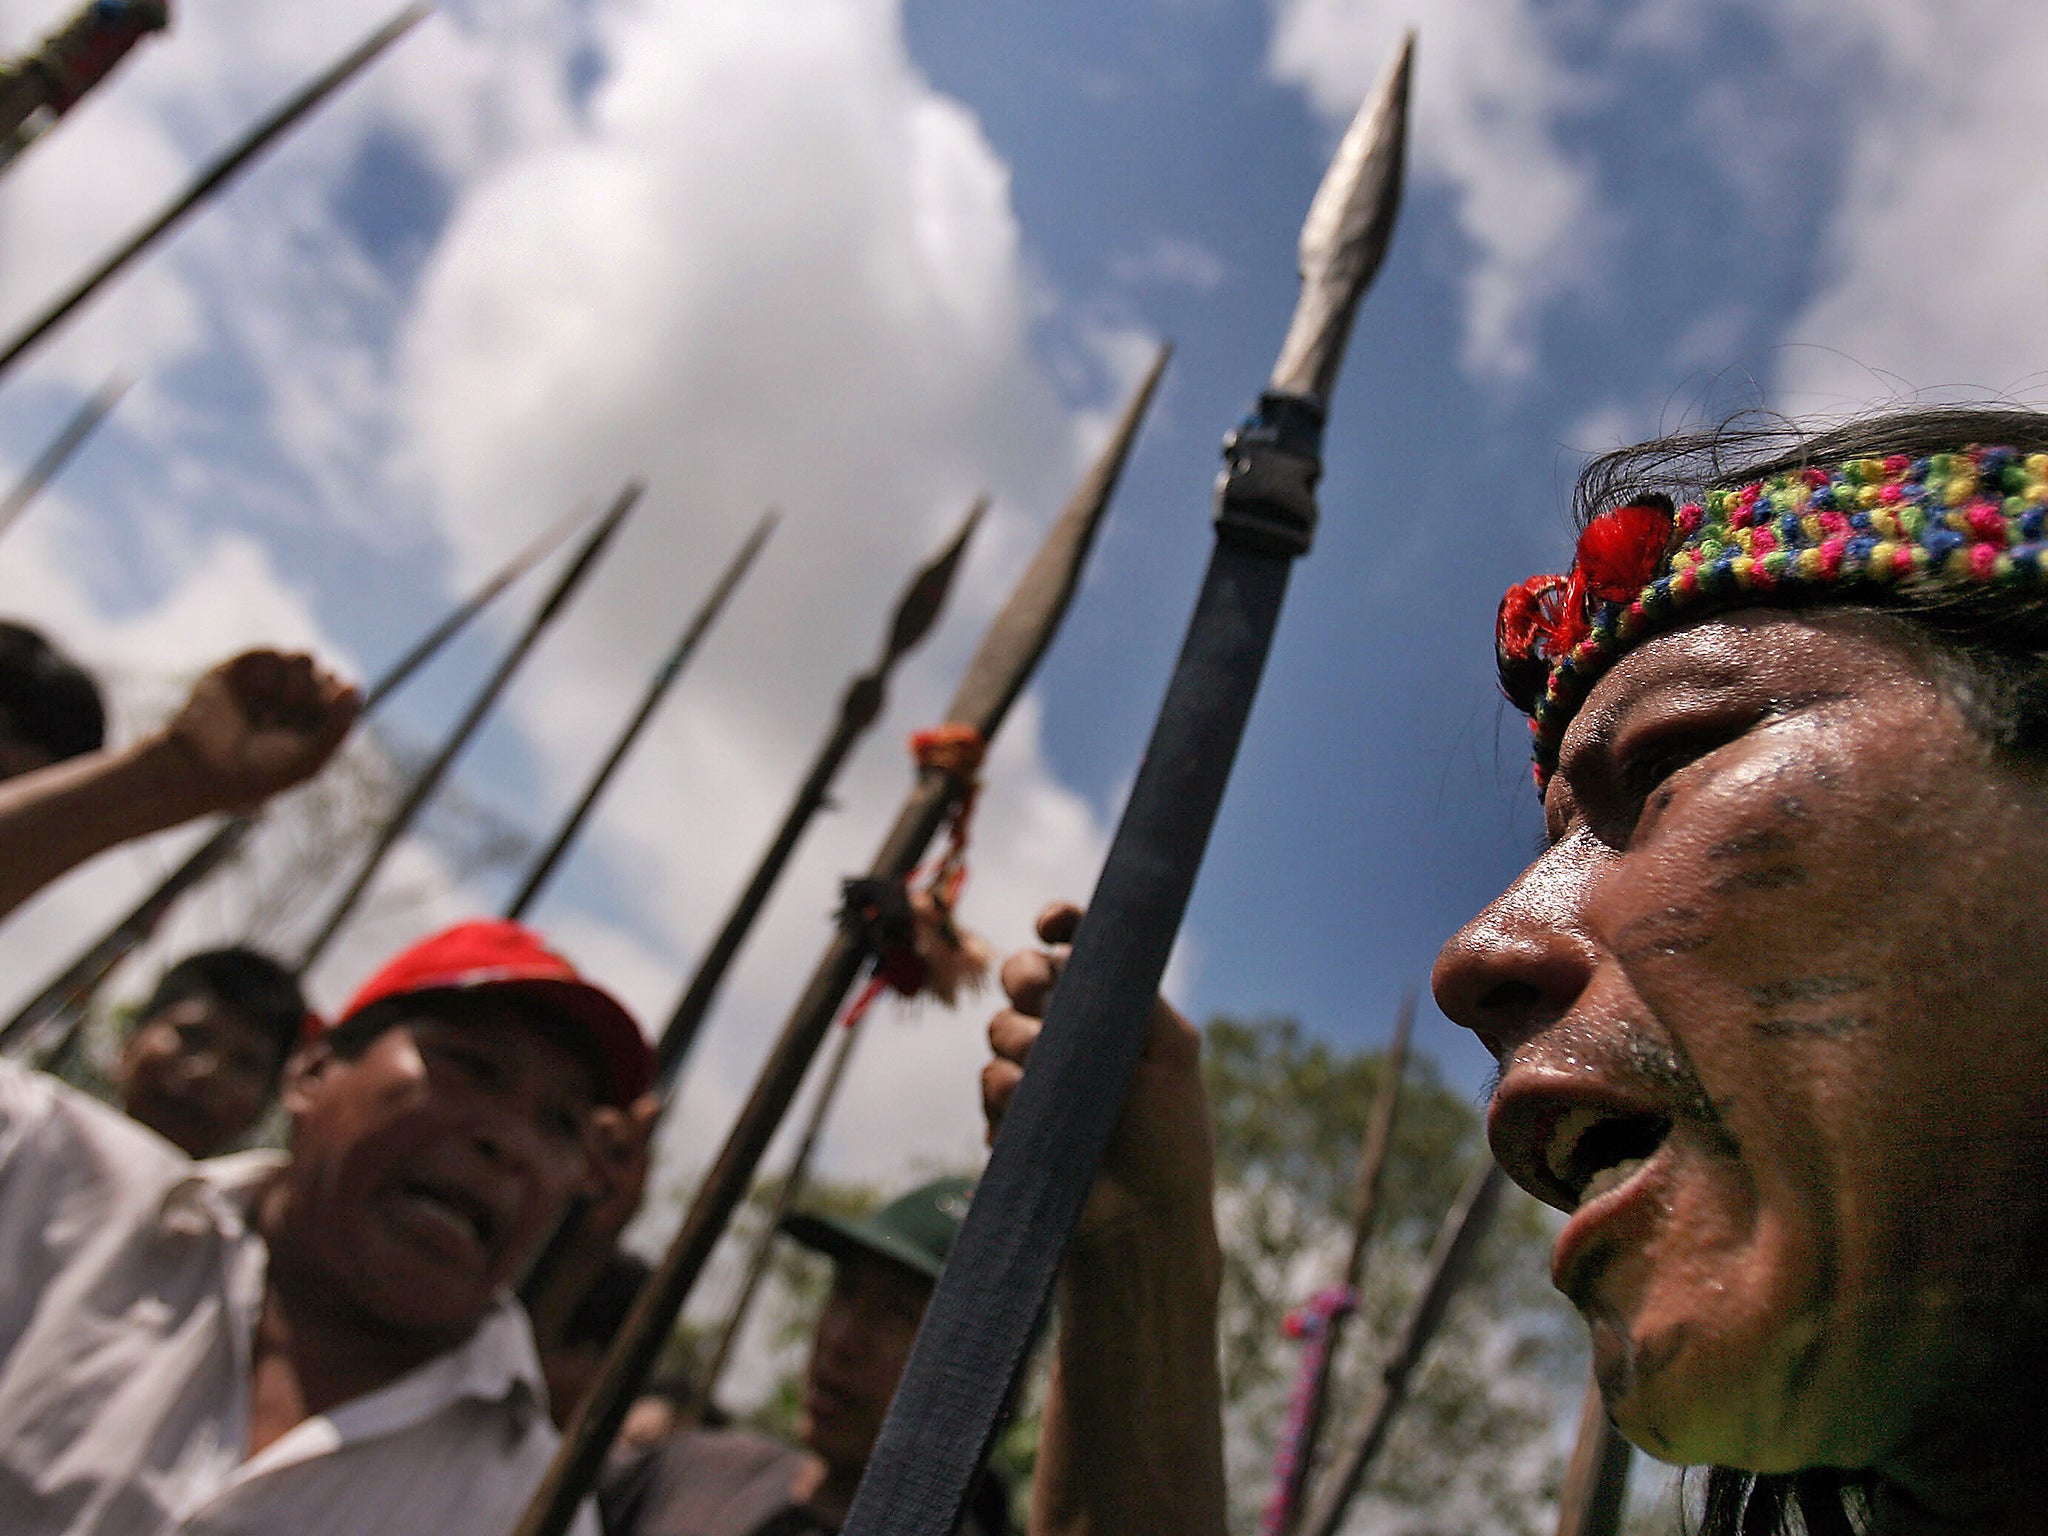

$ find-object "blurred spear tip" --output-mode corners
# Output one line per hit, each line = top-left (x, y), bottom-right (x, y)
(1274, 30), (1415, 405)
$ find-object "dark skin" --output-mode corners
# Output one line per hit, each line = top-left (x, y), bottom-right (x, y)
(794, 1251), (934, 1523)
(1434, 609), (2048, 1532)
(251, 998), (603, 1454)
(116, 997), (285, 1159)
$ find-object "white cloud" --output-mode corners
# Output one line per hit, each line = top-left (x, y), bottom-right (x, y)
(0, 0), (1127, 1225)
(1109, 234), (1229, 294)
(1764, 0), (2048, 411)
(1266, 0), (1612, 382)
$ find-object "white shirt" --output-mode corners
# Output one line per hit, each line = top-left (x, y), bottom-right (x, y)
(0, 1057), (598, 1536)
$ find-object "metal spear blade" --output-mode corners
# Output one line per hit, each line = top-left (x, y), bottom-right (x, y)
(1269, 32), (1415, 406)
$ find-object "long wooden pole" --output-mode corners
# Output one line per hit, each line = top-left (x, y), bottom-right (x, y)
(0, 4), (430, 380)
(290, 480), (639, 976)
(0, 373), (129, 541)
(1267, 989), (1416, 1536)
(512, 343), (1171, 1536)
(650, 495), (985, 1087)
(0, 496), (597, 1056)
(1554, 1375), (1632, 1536)
(1297, 1157), (1504, 1536)
(503, 509), (777, 923)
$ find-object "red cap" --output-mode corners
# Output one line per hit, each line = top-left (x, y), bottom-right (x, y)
(332, 920), (654, 1106)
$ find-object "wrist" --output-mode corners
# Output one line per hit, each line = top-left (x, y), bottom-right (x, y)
(122, 730), (233, 828)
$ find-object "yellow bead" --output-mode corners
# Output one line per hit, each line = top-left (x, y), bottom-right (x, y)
(1870, 541), (1899, 579)
(1797, 547), (1823, 578)
(1731, 554), (1754, 584)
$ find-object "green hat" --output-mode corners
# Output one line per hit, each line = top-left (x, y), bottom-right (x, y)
(781, 1175), (974, 1282)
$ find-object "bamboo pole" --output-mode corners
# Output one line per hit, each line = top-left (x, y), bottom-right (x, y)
(1554, 1374), (1632, 1536)
(0, 373), (129, 541)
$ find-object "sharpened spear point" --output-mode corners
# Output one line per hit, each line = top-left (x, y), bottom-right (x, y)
(886, 496), (987, 663)
(1270, 31), (1415, 407)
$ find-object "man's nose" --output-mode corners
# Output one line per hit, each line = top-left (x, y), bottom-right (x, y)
(1431, 843), (1598, 1060)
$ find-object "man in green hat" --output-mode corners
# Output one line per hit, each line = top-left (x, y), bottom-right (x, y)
(600, 1175), (1005, 1536)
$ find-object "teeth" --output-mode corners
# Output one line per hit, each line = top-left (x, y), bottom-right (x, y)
(1576, 1156), (1645, 1211)
(1545, 1107), (1603, 1190)
(405, 1187), (486, 1248)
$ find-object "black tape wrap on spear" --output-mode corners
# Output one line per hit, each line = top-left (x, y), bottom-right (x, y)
(837, 37), (1414, 1536)
(0, 497), (597, 1059)
(511, 341), (1171, 1536)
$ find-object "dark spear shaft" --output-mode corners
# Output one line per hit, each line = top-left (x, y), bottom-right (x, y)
(1273, 989), (1416, 1535)
(511, 343), (1171, 1536)
(840, 39), (1412, 1536)
(0, 372), (130, 541)
(292, 481), (640, 975)
(693, 1008), (869, 1410)
(503, 509), (778, 923)
(1297, 1160), (1505, 1536)
(1553, 1376), (1632, 1536)
(517, 499), (978, 1329)
(652, 495), (986, 1086)
(0, 3), (429, 381)
(0, 497), (599, 1056)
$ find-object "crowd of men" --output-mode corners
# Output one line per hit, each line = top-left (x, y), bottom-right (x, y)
(9, 407), (2048, 1536)
(0, 626), (1004, 1536)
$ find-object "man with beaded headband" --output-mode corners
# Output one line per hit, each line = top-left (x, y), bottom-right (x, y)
(982, 407), (2048, 1536)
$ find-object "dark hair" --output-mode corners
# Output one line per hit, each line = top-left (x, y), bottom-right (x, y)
(1575, 406), (2048, 1535)
(1577, 406), (2048, 765)
(0, 621), (104, 768)
(137, 946), (306, 1077)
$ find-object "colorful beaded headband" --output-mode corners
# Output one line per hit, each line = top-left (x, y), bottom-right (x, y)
(1498, 445), (2048, 788)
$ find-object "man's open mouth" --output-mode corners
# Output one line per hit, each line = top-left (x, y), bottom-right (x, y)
(1538, 1105), (1672, 1214)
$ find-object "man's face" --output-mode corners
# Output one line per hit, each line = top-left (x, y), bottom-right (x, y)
(277, 995), (598, 1334)
(799, 1251), (932, 1476)
(116, 997), (284, 1159)
(1433, 608), (2048, 1475)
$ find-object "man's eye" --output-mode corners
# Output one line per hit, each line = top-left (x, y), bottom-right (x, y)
(1618, 726), (1741, 806)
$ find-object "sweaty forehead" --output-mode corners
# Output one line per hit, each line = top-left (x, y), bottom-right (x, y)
(403, 994), (601, 1107)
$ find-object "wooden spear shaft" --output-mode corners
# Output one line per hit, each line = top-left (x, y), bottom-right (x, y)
(0, 496), (597, 1056)
(1297, 1158), (1506, 1536)
(0, 3), (429, 380)
(503, 509), (777, 923)
(1554, 1374), (1632, 1536)
(511, 343), (1171, 1536)
(650, 495), (986, 1087)
(1270, 988), (1416, 1536)
(0, 373), (129, 541)
(291, 480), (640, 976)
(692, 1008), (871, 1411)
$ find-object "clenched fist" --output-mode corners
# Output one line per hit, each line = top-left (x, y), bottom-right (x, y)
(161, 649), (359, 813)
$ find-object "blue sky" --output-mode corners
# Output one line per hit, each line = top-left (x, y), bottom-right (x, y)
(0, 0), (2042, 1201)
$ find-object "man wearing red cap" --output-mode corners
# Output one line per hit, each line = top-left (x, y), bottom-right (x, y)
(0, 912), (656, 1535)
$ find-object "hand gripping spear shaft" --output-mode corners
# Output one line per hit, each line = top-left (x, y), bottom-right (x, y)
(502, 509), (779, 923)
(839, 39), (1413, 1536)
(0, 497), (597, 1057)
(291, 481), (639, 977)
(511, 343), (1170, 1536)
(0, 3), (429, 382)
(651, 494), (986, 1087)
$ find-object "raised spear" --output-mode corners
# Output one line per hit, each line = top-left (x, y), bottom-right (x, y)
(0, 495), (599, 1057)
(291, 480), (639, 977)
(1264, 989), (1416, 1536)
(0, 372), (129, 542)
(1297, 1158), (1504, 1536)
(502, 509), (777, 923)
(652, 494), (986, 1086)
(516, 498), (981, 1333)
(1553, 1376), (1632, 1536)
(839, 37), (1413, 1536)
(511, 343), (1172, 1536)
(0, 3), (429, 381)
(0, 0), (170, 169)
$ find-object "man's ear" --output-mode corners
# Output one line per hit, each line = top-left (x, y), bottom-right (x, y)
(279, 1037), (340, 1119)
